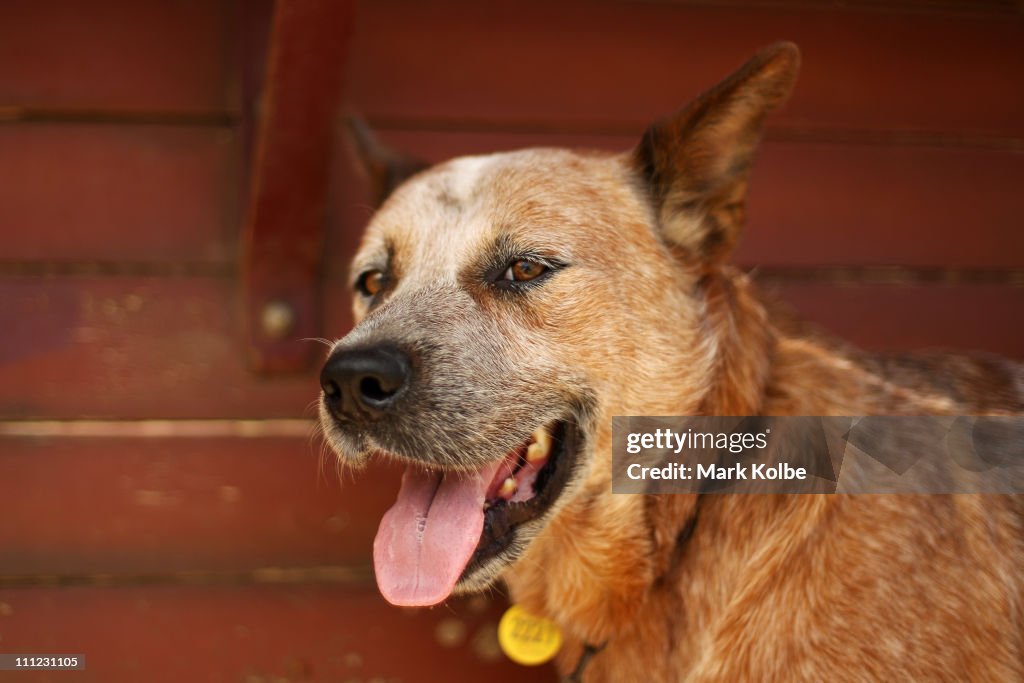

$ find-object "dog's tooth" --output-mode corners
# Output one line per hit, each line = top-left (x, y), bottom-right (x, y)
(526, 442), (547, 463)
(498, 477), (517, 498)
(527, 426), (552, 462)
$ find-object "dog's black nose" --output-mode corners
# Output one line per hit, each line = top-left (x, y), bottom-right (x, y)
(320, 346), (412, 420)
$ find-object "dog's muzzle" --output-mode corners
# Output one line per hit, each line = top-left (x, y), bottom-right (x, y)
(317, 333), (586, 608)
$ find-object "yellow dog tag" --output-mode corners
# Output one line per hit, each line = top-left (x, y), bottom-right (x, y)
(498, 604), (562, 665)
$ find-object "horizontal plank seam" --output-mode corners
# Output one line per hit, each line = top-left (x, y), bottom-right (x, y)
(0, 419), (315, 438)
(628, 0), (1023, 17)
(0, 262), (237, 277)
(1, 263), (1021, 285)
(0, 565), (373, 589)
(752, 266), (1024, 287)
(364, 115), (1024, 151)
(2, 109), (1021, 151)
(0, 107), (238, 128)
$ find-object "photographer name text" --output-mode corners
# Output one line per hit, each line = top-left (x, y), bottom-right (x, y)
(626, 462), (807, 481)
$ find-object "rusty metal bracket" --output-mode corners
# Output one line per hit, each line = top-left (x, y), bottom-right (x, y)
(241, 0), (354, 373)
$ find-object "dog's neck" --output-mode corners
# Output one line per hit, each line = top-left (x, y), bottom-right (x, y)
(641, 267), (777, 600)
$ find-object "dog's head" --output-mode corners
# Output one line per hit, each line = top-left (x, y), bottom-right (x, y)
(319, 43), (799, 607)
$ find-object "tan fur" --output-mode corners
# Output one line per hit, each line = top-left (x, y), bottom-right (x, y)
(324, 43), (1023, 681)
(508, 283), (1024, 681)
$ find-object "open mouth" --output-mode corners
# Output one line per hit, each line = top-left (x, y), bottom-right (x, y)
(373, 418), (578, 607)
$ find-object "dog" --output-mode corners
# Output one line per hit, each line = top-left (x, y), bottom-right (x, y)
(318, 43), (1024, 681)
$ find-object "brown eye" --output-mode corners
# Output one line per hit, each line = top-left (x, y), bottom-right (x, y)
(504, 259), (547, 282)
(356, 270), (385, 297)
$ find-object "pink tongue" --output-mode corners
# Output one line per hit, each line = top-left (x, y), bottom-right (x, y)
(373, 460), (505, 606)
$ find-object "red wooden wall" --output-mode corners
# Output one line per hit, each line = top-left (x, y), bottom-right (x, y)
(1, 1), (1021, 681)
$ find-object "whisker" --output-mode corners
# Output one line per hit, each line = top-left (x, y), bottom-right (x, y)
(353, 203), (377, 218)
(302, 398), (323, 419)
(300, 337), (336, 348)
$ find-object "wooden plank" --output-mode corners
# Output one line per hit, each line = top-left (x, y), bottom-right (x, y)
(739, 141), (1024, 268)
(8, 0), (1020, 128)
(763, 281), (1024, 355)
(0, 125), (1019, 267)
(329, 130), (1024, 268)
(0, 277), (1019, 420)
(0, 277), (341, 419)
(0, 436), (394, 574)
(0, 0), (236, 113)
(0, 125), (238, 264)
(347, 0), (1024, 139)
(0, 585), (552, 682)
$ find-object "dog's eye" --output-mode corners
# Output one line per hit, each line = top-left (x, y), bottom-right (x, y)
(502, 259), (548, 283)
(356, 269), (386, 297)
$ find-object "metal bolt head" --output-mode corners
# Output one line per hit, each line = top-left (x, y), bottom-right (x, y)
(260, 300), (296, 340)
(435, 618), (467, 648)
(471, 623), (503, 662)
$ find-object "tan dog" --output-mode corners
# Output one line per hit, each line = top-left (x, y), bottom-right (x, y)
(319, 43), (1024, 681)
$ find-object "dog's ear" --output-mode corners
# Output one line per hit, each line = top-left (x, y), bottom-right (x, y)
(346, 116), (431, 207)
(632, 42), (800, 266)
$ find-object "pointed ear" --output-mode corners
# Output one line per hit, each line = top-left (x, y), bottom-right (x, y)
(346, 116), (431, 207)
(632, 42), (800, 266)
